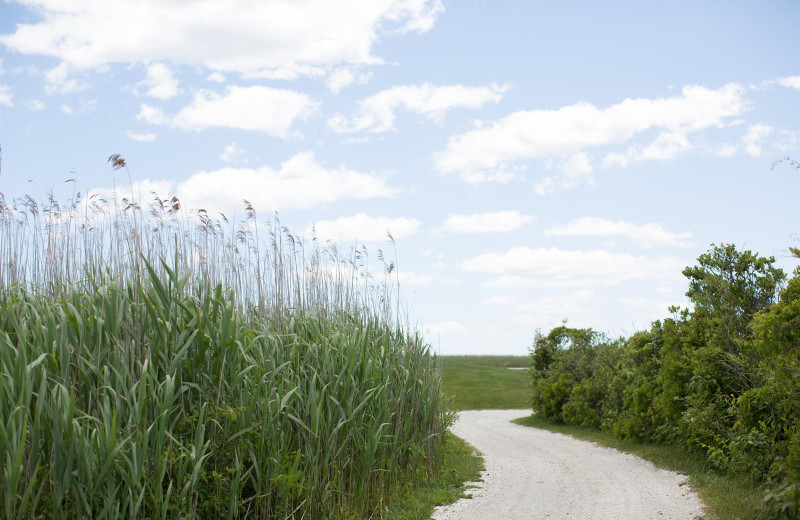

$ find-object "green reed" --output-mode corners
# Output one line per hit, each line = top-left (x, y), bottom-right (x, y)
(0, 169), (447, 519)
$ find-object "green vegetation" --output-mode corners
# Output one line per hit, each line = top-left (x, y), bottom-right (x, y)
(529, 244), (800, 519)
(0, 169), (449, 519)
(382, 433), (483, 520)
(512, 415), (761, 520)
(441, 356), (530, 411)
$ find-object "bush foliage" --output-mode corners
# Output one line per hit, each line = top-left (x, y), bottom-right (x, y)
(530, 244), (800, 519)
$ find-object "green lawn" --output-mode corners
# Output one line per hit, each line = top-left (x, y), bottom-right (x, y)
(441, 356), (530, 411)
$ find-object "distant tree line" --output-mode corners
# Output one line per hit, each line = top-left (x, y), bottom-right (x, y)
(530, 243), (800, 519)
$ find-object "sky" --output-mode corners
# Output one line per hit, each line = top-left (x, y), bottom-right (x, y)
(0, 0), (798, 355)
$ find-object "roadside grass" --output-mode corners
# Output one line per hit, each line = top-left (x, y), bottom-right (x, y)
(512, 415), (763, 520)
(379, 356), (527, 518)
(382, 433), (484, 520)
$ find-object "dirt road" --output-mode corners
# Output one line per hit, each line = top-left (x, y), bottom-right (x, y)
(432, 410), (703, 520)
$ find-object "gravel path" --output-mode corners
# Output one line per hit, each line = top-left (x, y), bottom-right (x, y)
(432, 410), (703, 520)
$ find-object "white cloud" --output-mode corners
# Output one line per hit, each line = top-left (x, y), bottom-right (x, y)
(482, 295), (522, 306)
(125, 131), (157, 142)
(397, 271), (434, 285)
(88, 179), (176, 207)
(44, 62), (86, 94)
(535, 151), (594, 195)
(206, 72), (226, 83)
(424, 321), (466, 335)
(435, 210), (533, 234)
(25, 99), (45, 111)
(91, 152), (397, 215)
(329, 82), (508, 133)
(741, 123), (774, 157)
(436, 83), (747, 184)
(463, 247), (683, 287)
(326, 67), (371, 94)
(59, 98), (96, 116)
(514, 290), (596, 324)
(711, 142), (737, 157)
(627, 130), (691, 161)
(176, 151), (397, 212)
(0, 0), (443, 81)
(137, 85), (317, 136)
(545, 217), (692, 247)
(774, 129), (799, 153)
(0, 58), (4, 75)
(601, 152), (628, 168)
(775, 76), (800, 89)
(219, 142), (246, 164)
(141, 63), (181, 99)
(0, 85), (12, 107)
(307, 213), (421, 243)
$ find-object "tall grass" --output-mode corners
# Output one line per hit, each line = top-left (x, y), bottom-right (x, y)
(0, 159), (447, 519)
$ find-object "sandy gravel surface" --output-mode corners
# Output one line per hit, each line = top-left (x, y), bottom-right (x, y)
(433, 409), (703, 520)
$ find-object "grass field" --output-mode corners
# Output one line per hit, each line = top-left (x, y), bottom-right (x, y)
(441, 356), (530, 411)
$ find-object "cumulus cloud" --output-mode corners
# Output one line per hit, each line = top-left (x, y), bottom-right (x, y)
(601, 152), (629, 168)
(175, 152), (397, 212)
(307, 213), (421, 243)
(137, 85), (317, 136)
(482, 295), (522, 306)
(0, 0), (443, 82)
(535, 152), (594, 195)
(219, 142), (246, 163)
(435, 210), (533, 234)
(44, 62), (87, 94)
(436, 83), (747, 184)
(741, 123), (774, 157)
(710, 142), (738, 158)
(775, 76), (800, 89)
(206, 72), (225, 83)
(59, 98), (96, 116)
(424, 321), (467, 336)
(88, 179), (176, 207)
(94, 152), (397, 214)
(545, 217), (692, 247)
(25, 99), (45, 111)
(627, 130), (691, 161)
(328, 83), (508, 133)
(514, 290), (596, 324)
(125, 131), (157, 142)
(462, 247), (683, 288)
(396, 271), (434, 285)
(0, 85), (12, 107)
(140, 63), (181, 99)
(325, 67), (371, 94)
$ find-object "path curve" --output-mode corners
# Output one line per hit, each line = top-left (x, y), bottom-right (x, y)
(433, 410), (703, 520)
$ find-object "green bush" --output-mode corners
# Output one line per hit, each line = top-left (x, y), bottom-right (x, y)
(529, 243), (800, 517)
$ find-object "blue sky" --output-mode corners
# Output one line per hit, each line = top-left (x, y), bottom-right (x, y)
(0, 0), (798, 354)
